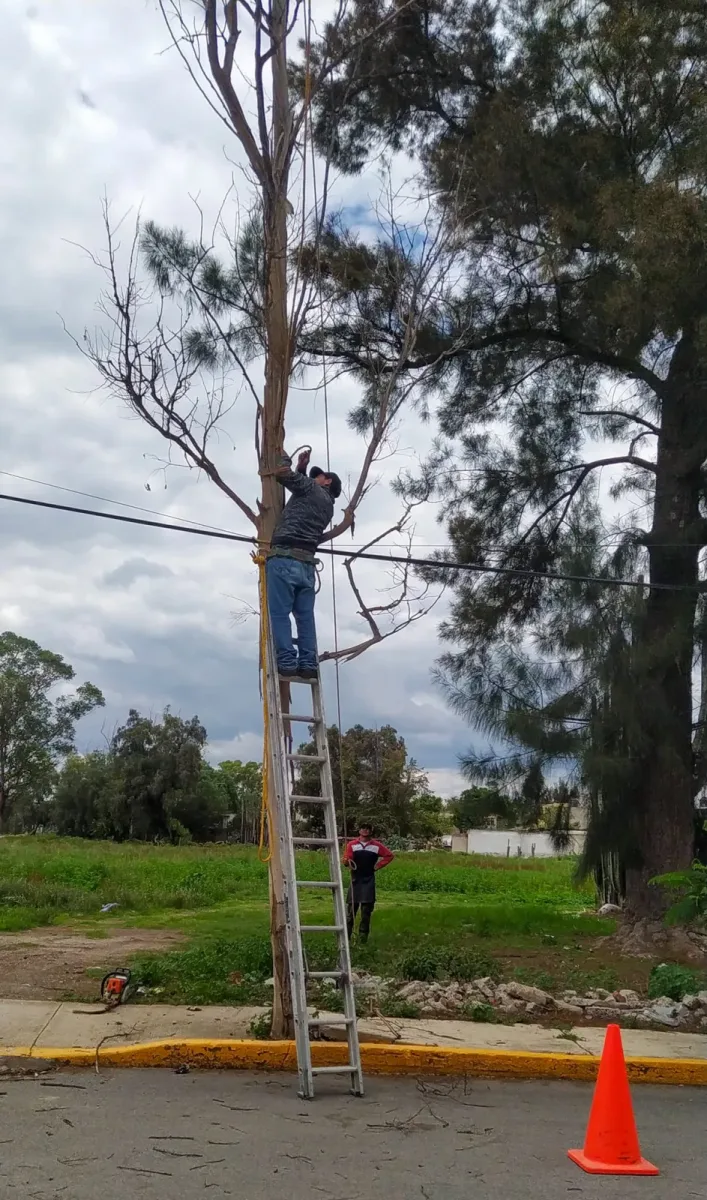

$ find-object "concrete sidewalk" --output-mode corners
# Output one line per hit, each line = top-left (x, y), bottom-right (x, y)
(3, 999), (707, 1061)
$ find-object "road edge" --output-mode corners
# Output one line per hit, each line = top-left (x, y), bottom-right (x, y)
(1, 1039), (706, 1084)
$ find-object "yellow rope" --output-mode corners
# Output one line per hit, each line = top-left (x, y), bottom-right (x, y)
(253, 552), (273, 864)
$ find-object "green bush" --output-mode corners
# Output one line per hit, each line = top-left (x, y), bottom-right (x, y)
(378, 995), (422, 1019)
(132, 936), (273, 1005)
(461, 1001), (497, 1023)
(648, 963), (704, 1002)
(395, 946), (498, 983)
(651, 861), (707, 926)
(248, 1011), (272, 1040)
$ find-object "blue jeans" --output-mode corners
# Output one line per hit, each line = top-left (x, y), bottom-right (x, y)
(266, 556), (318, 673)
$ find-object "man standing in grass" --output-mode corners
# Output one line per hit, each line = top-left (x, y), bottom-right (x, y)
(344, 823), (394, 944)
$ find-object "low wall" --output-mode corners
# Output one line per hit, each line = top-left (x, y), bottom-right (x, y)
(463, 828), (586, 857)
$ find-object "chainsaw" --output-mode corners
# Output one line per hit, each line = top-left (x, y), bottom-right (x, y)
(100, 968), (133, 1006)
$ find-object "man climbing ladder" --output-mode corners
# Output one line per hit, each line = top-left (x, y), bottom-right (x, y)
(267, 447), (342, 680)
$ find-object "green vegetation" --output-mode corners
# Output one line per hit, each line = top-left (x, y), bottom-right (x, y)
(394, 946), (498, 983)
(461, 1002), (497, 1024)
(306, 0), (707, 918)
(648, 963), (706, 1003)
(0, 835), (629, 1006)
(0, 631), (103, 832)
(651, 862), (707, 927)
(295, 724), (450, 844)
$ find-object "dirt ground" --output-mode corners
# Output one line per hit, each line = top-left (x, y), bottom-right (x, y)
(0, 928), (185, 1001)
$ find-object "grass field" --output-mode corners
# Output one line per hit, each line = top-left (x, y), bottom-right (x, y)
(0, 835), (639, 1007)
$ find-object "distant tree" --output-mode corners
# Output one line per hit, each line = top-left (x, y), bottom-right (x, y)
(53, 709), (230, 843)
(0, 631), (103, 831)
(53, 751), (119, 839)
(296, 724), (433, 838)
(516, 762), (547, 831)
(449, 786), (516, 832)
(409, 792), (453, 842)
(211, 760), (263, 844)
(109, 708), (209, 841)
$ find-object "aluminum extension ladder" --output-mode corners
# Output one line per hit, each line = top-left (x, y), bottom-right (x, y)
(263, 637), (364, 1100)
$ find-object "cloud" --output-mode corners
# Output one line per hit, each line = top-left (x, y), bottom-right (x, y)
(0, 0), (479, 787)
(103, 558), (176, 588)
(206, 732), (265, 765)
(426, 768), (467, 799)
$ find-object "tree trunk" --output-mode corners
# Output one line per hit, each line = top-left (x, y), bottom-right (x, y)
(259, 0), (295, 1040)
(625, 335), (706, 920)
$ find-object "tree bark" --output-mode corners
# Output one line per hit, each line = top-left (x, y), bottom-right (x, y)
(259, 0), (295, 1040)
(625, 334), (706, 919)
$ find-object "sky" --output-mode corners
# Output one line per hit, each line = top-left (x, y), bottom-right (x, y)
(0, 0), (474, 797)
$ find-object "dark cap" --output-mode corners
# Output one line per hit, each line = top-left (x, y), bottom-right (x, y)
(310, 466), (342, 499)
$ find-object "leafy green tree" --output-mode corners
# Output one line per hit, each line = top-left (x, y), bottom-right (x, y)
(53, 709), (229, 843)
(449, 786), (516, 831)
(0, 632), (103, 831)
(109, 708), (209, 841)
(209, 760), (263, 844)
(296, 724), (434, 838)
(409, 792), (452, 842)
(53, 751), (119, 839)
(308, 0), (707, 919)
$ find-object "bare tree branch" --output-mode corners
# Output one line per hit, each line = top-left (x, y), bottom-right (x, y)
(320, 488), (442, 663)
(76, 204), (258, 526)
(578, 408), (661, 435)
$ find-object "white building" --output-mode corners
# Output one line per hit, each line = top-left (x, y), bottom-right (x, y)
(451, 828), (586, 857)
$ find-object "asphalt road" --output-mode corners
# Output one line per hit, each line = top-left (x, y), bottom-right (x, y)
(0, 1069), (704, 1198)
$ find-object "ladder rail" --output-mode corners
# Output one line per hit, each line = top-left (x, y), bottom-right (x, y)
(263, 633), (314, 1098)
(311, 676), (363, 1095)
(263, 625), (363, 1099)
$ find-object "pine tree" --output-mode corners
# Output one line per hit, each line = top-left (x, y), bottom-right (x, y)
(309, 0), (707, 920)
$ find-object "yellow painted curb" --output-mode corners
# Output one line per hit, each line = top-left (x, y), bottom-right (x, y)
(1, 1040), (706, 1085)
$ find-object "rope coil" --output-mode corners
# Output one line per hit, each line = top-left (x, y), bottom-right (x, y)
(253, 551), (273, 863)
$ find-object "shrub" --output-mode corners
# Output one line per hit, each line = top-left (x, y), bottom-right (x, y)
(378, 995), (421, 1019)
(651, 861), (707, 926)
(248, 1011), (272, 1040)
(395, 946), (498, 983)
(648, 963), (703, 1002)
(461, 1001), (497, 1023)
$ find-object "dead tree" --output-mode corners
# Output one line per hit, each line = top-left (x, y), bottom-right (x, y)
(77, 0), (465, 1037)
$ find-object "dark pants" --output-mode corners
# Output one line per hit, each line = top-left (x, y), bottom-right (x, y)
(347, 879), (375, 942)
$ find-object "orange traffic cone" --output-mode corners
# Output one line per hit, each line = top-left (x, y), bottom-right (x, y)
(568, 1024), (659, 1176)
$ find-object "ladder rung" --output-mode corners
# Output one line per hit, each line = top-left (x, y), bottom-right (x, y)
(312, 1065), (356, 1076)
(292, 836), (335, 846)
(282, 713), (319, 723)
(307, 970), (344, 980)
(300, 924), (344, 933)
(296, 880), (337, 889)
(288, 754), (326, 764)
(290, 795), (332, 804)
(308, 1016), (354, 1026)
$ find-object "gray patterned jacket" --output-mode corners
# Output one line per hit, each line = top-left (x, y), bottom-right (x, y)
(270, 456), (333, 559)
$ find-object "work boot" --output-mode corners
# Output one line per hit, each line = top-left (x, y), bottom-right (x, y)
(298, 667), (318, 681)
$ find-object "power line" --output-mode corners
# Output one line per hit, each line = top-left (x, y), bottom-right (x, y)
(0, 489), (699, 594)
(0, 470), (241, 539)
(4, 468), (700, 551)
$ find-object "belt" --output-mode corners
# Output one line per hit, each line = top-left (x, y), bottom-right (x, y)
(268, 545), (317, 563)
